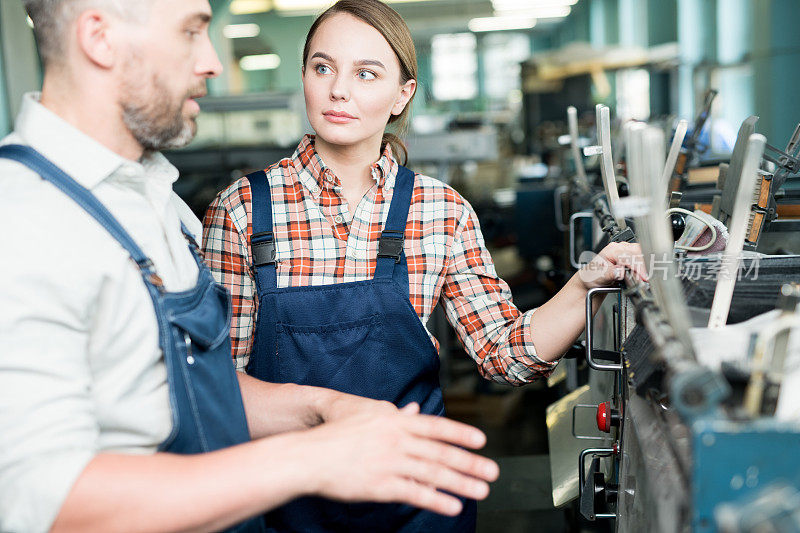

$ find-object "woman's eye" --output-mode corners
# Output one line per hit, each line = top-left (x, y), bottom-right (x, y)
(358, 70), (376, 80)
(316, 64), (332, 75)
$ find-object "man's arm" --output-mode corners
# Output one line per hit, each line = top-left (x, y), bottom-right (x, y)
(52, 405), (499, 533)
(237, 372), (397, 438)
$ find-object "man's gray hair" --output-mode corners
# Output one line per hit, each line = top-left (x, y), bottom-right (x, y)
(23, 0), (152, 68)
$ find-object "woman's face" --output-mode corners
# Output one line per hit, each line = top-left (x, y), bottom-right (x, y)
(302, 13), (415, 150)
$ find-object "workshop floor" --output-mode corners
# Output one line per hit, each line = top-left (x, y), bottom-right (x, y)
(443, 367), (612, 533)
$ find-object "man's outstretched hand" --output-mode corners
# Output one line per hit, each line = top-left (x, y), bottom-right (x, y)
(296, 402), (499, 516)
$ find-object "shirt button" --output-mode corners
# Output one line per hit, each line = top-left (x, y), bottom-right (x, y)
(312, 185), (320, 194)
(186, 355), (195, 365)
(334, 214), (344, 224)
(326, 175), (334, 183)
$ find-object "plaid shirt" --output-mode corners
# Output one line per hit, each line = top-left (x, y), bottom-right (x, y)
(202, 135), (557, 385)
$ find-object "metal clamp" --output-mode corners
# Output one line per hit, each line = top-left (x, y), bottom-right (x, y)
(554, 185), (569, 232)
(585, 287), (623, 371)
(578, 447), (617, 520)
(569, 211), (594, 269)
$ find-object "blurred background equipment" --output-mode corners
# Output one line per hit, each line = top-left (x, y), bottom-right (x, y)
(5, 0), (800, 531)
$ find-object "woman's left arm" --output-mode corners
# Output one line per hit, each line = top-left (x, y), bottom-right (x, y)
(441, 201), (646, 385)
(527, 242), (647, 362)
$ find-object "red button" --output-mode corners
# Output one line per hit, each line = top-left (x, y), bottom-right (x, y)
(596, 402), (611, 433)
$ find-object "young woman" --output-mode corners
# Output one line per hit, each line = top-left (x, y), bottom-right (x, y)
(202, 1), (645, 530)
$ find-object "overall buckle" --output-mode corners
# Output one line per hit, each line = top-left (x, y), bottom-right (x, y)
(250, 231), (276, 266)
(377, 232), (404, 263)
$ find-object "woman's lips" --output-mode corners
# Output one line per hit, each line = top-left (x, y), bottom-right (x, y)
(323, 111), (356, 124)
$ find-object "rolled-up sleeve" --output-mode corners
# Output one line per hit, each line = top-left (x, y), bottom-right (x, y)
(0, 208), (98, 532)
(441, 200), (558, 386)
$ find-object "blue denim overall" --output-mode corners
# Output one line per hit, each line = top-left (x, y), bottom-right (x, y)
(246, 165), (477, 532)
(0, 145), (265, 533)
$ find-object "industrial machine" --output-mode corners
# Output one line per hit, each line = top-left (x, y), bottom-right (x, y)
(547, 103), (800, 532)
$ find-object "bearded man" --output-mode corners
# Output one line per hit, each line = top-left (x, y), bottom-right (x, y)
(0, 1), (498, 532)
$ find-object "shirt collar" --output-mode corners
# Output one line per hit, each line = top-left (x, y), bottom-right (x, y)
(13, 92), (178, 190)
(290, 134), (399, 198)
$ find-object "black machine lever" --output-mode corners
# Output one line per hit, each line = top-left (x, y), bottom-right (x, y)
(578, 448), (618, 520)
(579, 457), (602, 520)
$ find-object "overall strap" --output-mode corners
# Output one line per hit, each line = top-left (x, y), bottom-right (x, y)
(179, 222), (207, 270)
(374, 165), (415, 279)
(245, 170), (277, 294)
(0, 144), (165, 292)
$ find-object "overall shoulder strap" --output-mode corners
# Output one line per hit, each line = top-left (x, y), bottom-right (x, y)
(374, 165), (415, 279)
(0, 144), (165, 292)
(244, 169), (277, 294)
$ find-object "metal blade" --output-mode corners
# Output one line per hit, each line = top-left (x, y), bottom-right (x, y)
(662, 120), (688, 197)
(708, 134), (767, 329)
(718, 116), (759, 226)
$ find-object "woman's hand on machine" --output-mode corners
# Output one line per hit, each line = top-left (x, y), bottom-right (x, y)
(578, 241), (649, 290)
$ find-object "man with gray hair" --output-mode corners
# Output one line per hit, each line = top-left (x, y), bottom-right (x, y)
(0, 1), (498, 531)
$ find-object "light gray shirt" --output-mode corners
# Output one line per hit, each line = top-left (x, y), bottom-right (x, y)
(0, 93), (202, 532)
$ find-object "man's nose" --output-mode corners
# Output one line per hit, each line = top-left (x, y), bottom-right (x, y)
(197, 34), (223, 78)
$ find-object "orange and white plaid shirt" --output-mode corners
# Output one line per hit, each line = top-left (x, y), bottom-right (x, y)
(202, 135), (557, 385)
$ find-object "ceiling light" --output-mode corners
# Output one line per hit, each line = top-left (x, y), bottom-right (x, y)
(492, 0), (577, 7)
(273, 0), (333, 9)
(274, 0), (430, 12)
(240, 54), (282, 71)
(223, 23), (261, 39)
(468, 16), (536, 32)
(230, 0), (272, 15)
(494, 6), (572, 18)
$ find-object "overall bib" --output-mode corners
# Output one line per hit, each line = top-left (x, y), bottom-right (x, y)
(246, 165), (477, 532)
(0, 145), (265, 533)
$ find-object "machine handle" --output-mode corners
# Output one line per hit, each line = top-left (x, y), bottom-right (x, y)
(569, 211), (594, 269)
(578, 448), (617, 520)
(585, 287), (624, 371)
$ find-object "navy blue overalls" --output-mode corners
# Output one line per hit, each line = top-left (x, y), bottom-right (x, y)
(246, 165), (477, 532)
(0, 145), (265, 533)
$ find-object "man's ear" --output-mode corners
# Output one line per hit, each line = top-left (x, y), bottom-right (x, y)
(74, 9), (116, 69)
(391, 79), (416, 116)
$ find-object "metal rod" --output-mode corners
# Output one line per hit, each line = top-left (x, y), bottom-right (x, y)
(568, 106), (588, 187)
(596, 104), (627, 230)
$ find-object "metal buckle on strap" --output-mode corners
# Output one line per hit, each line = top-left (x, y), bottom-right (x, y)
(135, 257), (155, 271)
(250, 231), (276, 266)
(133, 257), (165, 293)
(377, 232), (404, 263)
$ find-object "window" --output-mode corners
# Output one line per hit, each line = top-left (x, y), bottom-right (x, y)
(482, 32), (530, 101)
(431, 33), (478, 101)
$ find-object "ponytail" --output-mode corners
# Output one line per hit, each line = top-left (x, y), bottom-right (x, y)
(382, 132), (408, 166)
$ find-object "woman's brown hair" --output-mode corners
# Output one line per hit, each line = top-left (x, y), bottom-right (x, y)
(302, 0), (417, 165)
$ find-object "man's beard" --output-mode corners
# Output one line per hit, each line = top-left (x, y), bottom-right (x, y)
(120, 71), (202, 152)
